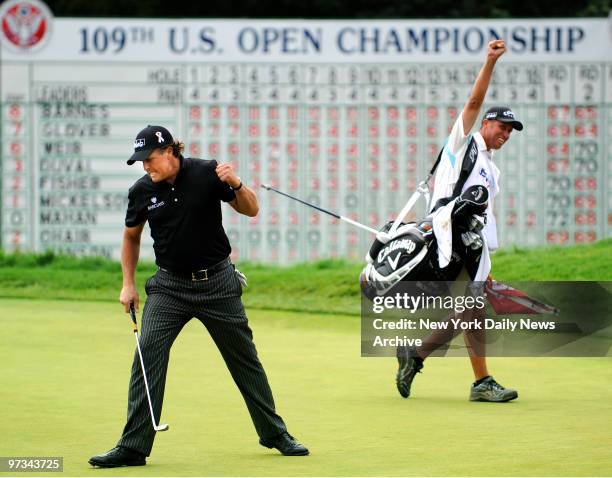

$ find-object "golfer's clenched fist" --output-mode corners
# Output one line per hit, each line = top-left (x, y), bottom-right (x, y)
(215, 162), (241, 189)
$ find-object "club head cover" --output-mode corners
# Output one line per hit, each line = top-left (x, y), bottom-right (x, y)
(452, 185), (489, 220)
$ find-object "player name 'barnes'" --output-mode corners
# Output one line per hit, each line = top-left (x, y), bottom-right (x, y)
(41, 103), (109, 119)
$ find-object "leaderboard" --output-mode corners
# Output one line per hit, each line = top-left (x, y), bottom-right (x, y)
(1, 15), (611, 263)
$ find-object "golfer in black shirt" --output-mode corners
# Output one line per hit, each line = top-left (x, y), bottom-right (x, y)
(89, 125), (308, 468)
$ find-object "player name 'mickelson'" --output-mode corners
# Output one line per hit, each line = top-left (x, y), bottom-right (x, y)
(40, 193), (126, 208)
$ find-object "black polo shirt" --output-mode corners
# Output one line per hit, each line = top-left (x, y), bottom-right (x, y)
(125, 157), (236, 271)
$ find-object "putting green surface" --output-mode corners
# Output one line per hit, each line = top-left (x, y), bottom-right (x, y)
(1, 298), (611, 477)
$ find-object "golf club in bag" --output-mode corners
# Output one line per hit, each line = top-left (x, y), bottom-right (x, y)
(129, 303), (169, 432)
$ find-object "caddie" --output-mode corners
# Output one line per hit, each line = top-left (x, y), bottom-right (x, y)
(396, 39), (523, 403)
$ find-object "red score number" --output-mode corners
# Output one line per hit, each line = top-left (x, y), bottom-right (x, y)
(574, 106), (597, 120)
(547, 143), (569, 156)
(574, 177), (597, 190)
(574, 231), (596, 243)
(547, 231), (569, 244)
(8, 104), (23, 120)
(189, 106), (201, 120)
(575, 211), (597, 226)
(574, 195), (596, 209)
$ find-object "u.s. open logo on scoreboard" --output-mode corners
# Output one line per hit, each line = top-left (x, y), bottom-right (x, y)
(0, 0), (53, 53)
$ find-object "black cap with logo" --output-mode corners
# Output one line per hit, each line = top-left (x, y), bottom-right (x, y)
(127, 125), (174, 165)
(483, 106), (524, 131)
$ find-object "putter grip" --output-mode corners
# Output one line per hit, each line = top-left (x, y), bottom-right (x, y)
(129, 303), (138, 330)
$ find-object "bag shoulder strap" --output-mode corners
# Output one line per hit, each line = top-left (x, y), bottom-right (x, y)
(429, 136), (479, 199)
(428, 147), (445, 177)
(452, 136), (479, 198)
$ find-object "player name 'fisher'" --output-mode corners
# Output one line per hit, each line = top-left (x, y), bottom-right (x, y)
(372, 318), (556, 332)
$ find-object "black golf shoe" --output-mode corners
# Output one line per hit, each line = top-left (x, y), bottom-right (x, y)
(396, 345), (424, 398)
(469, 376), (518, 402)
(259, 432), (309, 456)
(88, 446), (146, 468)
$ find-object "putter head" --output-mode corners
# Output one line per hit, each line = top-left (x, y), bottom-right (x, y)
(155, 424), (169, 432)
(260, 183), (271, 190)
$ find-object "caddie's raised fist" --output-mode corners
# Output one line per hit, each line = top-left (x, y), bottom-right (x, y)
(215, 162), (241, 189)
(487, 39), (506, 61)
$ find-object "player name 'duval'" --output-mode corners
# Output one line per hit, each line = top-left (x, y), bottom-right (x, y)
(40, 158), (92, 173)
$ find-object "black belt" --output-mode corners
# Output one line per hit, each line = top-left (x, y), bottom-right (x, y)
(158, 258), (232, 282)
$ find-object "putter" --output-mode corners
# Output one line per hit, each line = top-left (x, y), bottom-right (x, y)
(129, 303), (169, 432)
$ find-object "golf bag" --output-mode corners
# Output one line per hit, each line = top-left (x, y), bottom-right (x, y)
(359, 185), (489, 300)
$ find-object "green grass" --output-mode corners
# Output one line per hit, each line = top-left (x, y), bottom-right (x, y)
(0, 239), (610, 316)
(1, 298), (611, 477)
(491, 238), (612, 280)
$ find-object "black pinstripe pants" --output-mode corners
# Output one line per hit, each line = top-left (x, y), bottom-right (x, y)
(117, 261), (287, 456)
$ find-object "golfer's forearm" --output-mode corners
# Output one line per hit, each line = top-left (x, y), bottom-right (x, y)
(233, 186), (259, 217)
(121, 236), (140, 286)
